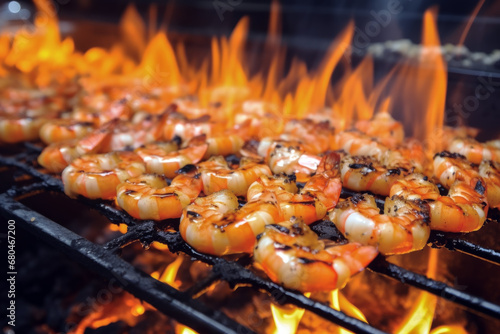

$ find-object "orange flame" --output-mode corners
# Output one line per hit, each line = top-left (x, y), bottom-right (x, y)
(330, 289), (369, 334)
(271, 293), (310, 334)
(457, 0), (485, 47)
(396, 249), (439, 334)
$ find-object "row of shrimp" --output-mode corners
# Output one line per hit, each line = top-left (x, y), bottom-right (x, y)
(6, 86), (500, 295)
(328, 112), (500, 261)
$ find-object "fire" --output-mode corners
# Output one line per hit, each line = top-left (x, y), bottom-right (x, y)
(270, 293), (310, 333)
(330, 289), (369, 334)
(396, 249), (439, 334)
(152, 256), (199, 334)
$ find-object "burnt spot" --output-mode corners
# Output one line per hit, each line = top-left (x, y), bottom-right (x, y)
(225, 154), (241, 166)
(298, 257), (317, 264)
(387, 168), (401, 176)
(172, 135), (182, 146)
(348, 163), (375, 172)
(176, 164), (197, 174)
(475, 180), (486, 195)
(291, 223), (305, 236)
(187, 211), (201, 218)
(286, 173), (297, 183)
(350, 193), (365, 205)
(153, 192), (177, 198)
(256, 233), (263, 241)
(423, 176), (429, 181)
(434, 151), (466, 160)
(269, 224), (291, 234)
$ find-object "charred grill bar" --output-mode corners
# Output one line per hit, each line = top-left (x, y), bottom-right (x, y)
(1, 144), (500, 333)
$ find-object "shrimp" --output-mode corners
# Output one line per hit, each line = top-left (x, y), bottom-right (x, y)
(265, 140), (322, 182)
(281, 118), (335, 154)
(279, 152), (342, 224)
(135, 137), (208, 179)
(479, 160), (500, 209)
(340, 155), (409, 196)
(253, 219), (378, 293)
(204, 134), (245, 158)
(390, 173), (488, 232)
(103, 118), (164, 152)
(179, 190), (282, 255)
(449, 137), (500, 164)
(39, 119), (95, 144)
(234, 100), (282, 138)
(116, 170), (203, 220)
(329, 194), (430, 254)
(163, 112), (224, 142)
(355, 112), (404, 147)
(62, 151), (145, 200)
(335, 131), (385, 158)
(0, 111), (57, 143)
(199, 156), (272, 197)
(71, 97), (133, 126)
(247, 174), (299, 202)
(336, 131), (423, 172)
(38, 120), (117, 173)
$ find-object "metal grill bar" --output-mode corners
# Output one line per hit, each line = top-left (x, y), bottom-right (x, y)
(0, 194), (251, 334)
(428, 231), (500, 266)
(368, 256), (500, 319)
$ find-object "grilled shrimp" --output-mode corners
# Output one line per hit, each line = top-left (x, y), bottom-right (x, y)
(449, 137), (500, 164)
(0, 111), (57, 143)
(479, 160), (500, 209)
(427, 152), (489, 231)
(234, 100), (282, 138)
(335, 130), (387, 160)
(163, 112), (224, 142)
(179, 190), (282, 255)
(199, 156), (272, 197)
(279, 152), (342, 224)
(390, 173), (487, 232)
(38, 122), (115, 173)
(281, 118), (335, 154)
(253, 219), (378, 293)
(355, 112), (404, 147)
(204, 134), (245, 158)
(116, 169), (203, 220)
(266, 140), (322, 182)
(103, 118), (164, 152)
(336, 131), (423, 173)
(39, 119), (95, 144)
(329, 194), (430, 254)
(340, 155), (408, 196)
(247, 174), (299, 202)
(62, 151), (145, 200)
(72, 97), (133, 126)
(135, 137), (208, 178)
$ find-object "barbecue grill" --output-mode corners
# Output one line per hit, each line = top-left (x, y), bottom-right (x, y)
(1, 143), (500, 333)
(1, 1), (500, 333)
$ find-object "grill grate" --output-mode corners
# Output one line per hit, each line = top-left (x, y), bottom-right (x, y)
(1, 144), (500, 334)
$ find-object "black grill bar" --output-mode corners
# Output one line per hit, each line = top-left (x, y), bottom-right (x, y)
(368, 256), (500, 320)
(428, 231), (500, 266)
(0, 194), (251, 334)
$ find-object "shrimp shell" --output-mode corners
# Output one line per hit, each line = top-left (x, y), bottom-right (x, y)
(254, 219), (378, 292)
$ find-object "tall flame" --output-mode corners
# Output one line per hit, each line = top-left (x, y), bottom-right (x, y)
(396, 249), (439, 334)
(271, 293), (310, 334)
(330, 289), (369, 334)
